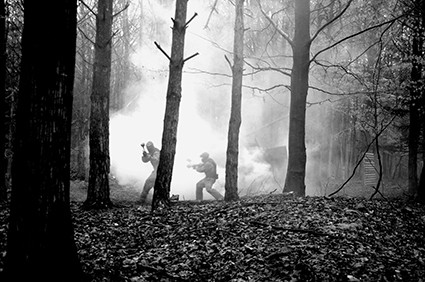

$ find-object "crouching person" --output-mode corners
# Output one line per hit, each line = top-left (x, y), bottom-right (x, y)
(190, 152), (224, 201)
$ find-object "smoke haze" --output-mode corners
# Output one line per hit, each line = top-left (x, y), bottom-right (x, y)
(109, 1), (284, 200)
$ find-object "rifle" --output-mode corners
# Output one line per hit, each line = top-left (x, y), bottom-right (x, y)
(186, 159), (201, 169)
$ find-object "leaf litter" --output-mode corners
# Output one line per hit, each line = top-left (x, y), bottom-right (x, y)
(0, 194), (424, 281)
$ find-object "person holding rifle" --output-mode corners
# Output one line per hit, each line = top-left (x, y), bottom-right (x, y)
(188, 152), (224, 201)
(139, 141), (160, 204)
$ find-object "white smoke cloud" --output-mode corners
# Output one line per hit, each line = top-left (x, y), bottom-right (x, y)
(110, 0), (279, 200)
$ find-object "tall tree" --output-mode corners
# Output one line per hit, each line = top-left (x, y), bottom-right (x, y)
(84, 0), (114, 209)
(4, 0), (84, 281)
(411, 0), (425, 201)
(224, 0), (244, 202)
(0, 0), (6, 202)
(71, 1), (95, 181)
(283, 0), (310, 196)
(257, 0), (400, 196)
(407, 0), (424, 196)
(152, 0), (197, 211)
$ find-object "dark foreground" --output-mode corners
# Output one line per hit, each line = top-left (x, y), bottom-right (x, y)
(0, 194), (424, 281)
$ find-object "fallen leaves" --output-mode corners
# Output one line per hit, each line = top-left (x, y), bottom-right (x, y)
(0, 194), (424, 281)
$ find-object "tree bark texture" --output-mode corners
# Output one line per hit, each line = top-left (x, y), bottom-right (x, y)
(85, 0), (113, 209)
(408, 3), (424, 196)
(283, 0), (310, 197)
(225, 0), (244, 202)
(0, 0), (6, 202)
(415, 0), (425, 201)
(408, 34), (421, 196)
(5, 1), (84, 281)
(152, 0), (188, 211)
(71, 4), (92, 181)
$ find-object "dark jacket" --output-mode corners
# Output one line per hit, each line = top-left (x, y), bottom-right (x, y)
(142, 148), (160, 170)
(196, 157), (218, 179)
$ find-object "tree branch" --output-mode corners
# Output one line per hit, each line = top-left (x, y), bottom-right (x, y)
(78, 0), (96, 16)
(311, 14), (404, 63)
(244, 60), (291, 77)
(183, 52), (199, 63)
(310, 0), (354, 43)
(328, 115), (396, 197)
(204, 0), (219, 29)
(185, 12), (198, 28)
(224, 55), (233, 71)
(154, 41), (171, 61)
(257, 0), (293, 48)
(113, 2), (130, 18)
(77, 27), (95, 45)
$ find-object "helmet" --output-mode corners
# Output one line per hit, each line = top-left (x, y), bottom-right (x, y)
(200, 152), (209, 159)
(146, 141), (154, 148)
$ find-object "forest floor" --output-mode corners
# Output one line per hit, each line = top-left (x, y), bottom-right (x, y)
(0, 180), (424, 282)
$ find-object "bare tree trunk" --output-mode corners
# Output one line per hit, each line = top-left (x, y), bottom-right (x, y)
(5, 1), (84, 280)
(84, 0), (113, 209)
(416, 0), (425, 202)
(408, 28), (421, 196)
(327, 108), (334, 180)
(0, 0), (6, 202)
(72, 5), (91, 181)
(370, 137), (383, 199)
(139, 0), (144, 45)
(224, 0), (244, 202)
(152, 0), (191, 211)
(111, 0), (129, 112)
(283, 0), (310, 197)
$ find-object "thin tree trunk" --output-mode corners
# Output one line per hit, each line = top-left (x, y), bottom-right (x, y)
(152, 0), (190, 211)
(72, 7), (90, 181)
(284, 0), (310, 197)
(139, 0), (143, 45)
(84, 0), (113, 209)
(370, 137), (383, 199)
(327, 108), (334, 180)
(5, 1), (84, 280)
(408, 29), (421, 196)
(225, 0), (244, 202)
(79, 18), (92, 181)
(0, 0), (6, 202)
(416, 0), (425, 202)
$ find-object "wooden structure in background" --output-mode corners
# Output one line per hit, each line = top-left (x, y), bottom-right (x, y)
(363, 152), (377, 187)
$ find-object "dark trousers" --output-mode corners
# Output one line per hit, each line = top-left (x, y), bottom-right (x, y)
(196, 177), (224, 201)
(140, 170), (156, 202)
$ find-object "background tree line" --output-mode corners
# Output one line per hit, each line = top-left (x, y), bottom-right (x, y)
(0, 0), (424, 278)
(1, 0), (425, 202)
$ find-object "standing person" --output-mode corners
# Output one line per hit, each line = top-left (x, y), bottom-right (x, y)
(140, 141), (160, 204)
(189, 152), (224, 201)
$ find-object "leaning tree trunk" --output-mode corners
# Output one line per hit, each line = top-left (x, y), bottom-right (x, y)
(5, 1), (84, 281)
(152, 0), (190, 211)
(84, 0), (113, 209)
(224, 0), (244, 202)
(283, 0), (310, 197)
(0, 0), (6, 202)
